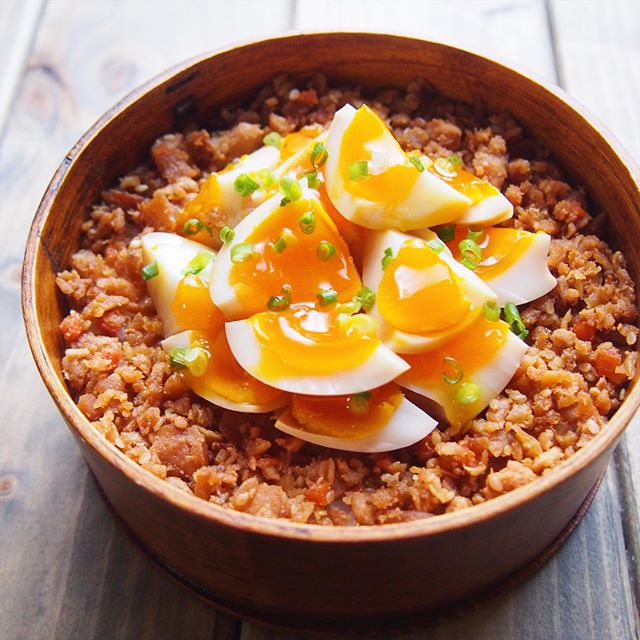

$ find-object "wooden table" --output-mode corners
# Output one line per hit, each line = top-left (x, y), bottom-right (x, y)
(1, 1), (638, 638)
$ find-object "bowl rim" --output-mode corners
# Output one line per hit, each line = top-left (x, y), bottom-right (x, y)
(22, 31), (640, 543)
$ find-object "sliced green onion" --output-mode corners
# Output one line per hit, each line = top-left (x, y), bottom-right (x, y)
(349, 160), (369, 181)
(348, 391), (371, 415)
(219, 225), (235, 245)
(459, 238), (482, 270)
(230, 243), (255, 264)
(466, 228), (484, 243)
(141, 261), (159, 280)
(317, 288), (338, 306)
(299, 210), (316, 234)
(183, 218), (211, 236)
(255, 168), (276, 189)
(409, 155), (425, 172)
(317, 240), (336, 262)
(310, 141), (328, 168)
(442, 356), (464, 385)
(169, 346), (209, 377)
(305, 170), (320, 189)
(263, 131), (282, 148)
(183, 251), (214, 276)
(436, 224), (456, 242)
(336, 301), (361, 315)
(234, 173), (259, 196)
(434, 155), (462, 177)
(427, 238), (445, 254)
(267, 295), (290, 311)
(279, 177), (302, 206)
(381, 247), (394, 270)
(454, 381), (481, 405)
(354, 286), (376, 312)
(448, 154), (463, 169)
(504, 302), (529, 340)
(272, 234), (288, 253)
(483, 301), (501, 322)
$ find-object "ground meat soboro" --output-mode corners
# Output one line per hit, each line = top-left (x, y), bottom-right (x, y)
(57, 75), (638, 526)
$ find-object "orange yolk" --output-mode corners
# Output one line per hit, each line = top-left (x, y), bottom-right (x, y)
(290, 383), (404, 438)
(178, 174), (220, 247)
(401, 315), (511, 426)
(280, 125), (325, 161)
(429, 160), (498, 204)
(340, 105), (417, 203)
(229, 198), (361, 317)
(377, 239), (471, 334)
(250, 304), (378, 378)
(447, 227), (537, 279)
(172, 274), (225, 333)
(187, 329), (288, 406)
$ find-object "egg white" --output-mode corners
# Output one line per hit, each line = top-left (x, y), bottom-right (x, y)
(161, 330), (288, 413)
(362, 229), (497, 354)
(141, 232), (216, 337)
(455, 193), (513, 226)
(225, 317), (410, 395)
(274, 396), (437, 453)
(324, 104), (471, 231)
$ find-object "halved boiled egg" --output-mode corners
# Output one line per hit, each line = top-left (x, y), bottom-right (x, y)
(445, 226), (556, 305)
(161, 328), (288, 413)
(362, 229), (497, 354)
(273, 128), (328, 181)
(209, 190), (362, 320)
(225, 304), (409, 395)
(141, 232), (222, 337)
(275, 384), (437, 453)
(324, 104), (472, 231)
(398, 314), (528, 428)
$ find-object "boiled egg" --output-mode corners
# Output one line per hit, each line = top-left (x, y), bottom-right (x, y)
(324, 104), (473, 231)
(141, 232), (221, 337)
(209, 189), (362, 320)
(275, 384), (437, 453)
(161, 329), (288, 413)
(273, 128), (328, 182)
(225, 304), (409, 395)
(398, 313), (528, 428)
(362, 229), (497, 354)
(445, 226), (556, 305)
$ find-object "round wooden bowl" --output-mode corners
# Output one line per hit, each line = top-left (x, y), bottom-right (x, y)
(22, 33), (640, 630)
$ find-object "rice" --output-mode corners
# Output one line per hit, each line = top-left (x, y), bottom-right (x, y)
(56, 74), (638, 526)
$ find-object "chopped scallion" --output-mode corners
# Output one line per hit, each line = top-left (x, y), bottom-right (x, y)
(317, 240), (336, 262)
(354, 286), (376, 312)
(183, 251), (214, 276)
(504, 302), (529, 340)
(442, 356), (464, 385)
(219, 225), (235, 245)
(381, 247), (394, 270)
(454, 381), (481, 405)
(436, 224), (456, 242)
(483, 301), (501, 322)
(427, 238), (445, 254)
(255, 168), (276, 189)
(267, 295), (290, 311)
(234, 173), (259, 196)
(305, 170), (320, 189)
(230, 243), (255, 264)
(169, 346), (209, 377)
(348, 391), (372, 415)
(272, 235), (288, 253)
(299, 210), (316, 234)
(182, 218), (211, 236)
(279, 177), (302, 206)
(409, 155), (425, 172)
(349, 160), (369, 181)
(141, 261), (159, 280)
(317, 288), (338, 306)
(459, 238), (482, 270)
(263, 131), (282, 148)
(310, 141), (328, 168)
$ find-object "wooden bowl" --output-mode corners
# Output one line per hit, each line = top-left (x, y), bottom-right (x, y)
(22, 33), (640, 630)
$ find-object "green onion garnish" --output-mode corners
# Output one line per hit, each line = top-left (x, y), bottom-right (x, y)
(427, 238), (445, 254)
(317, 288), (338, 306)
(183, 218), (211, 236)
(263, 131), (282, 148)
(267, 295), (290, 311)
(354, 286), (376, 312)
(220, 225), (235, 245)
(169, 346), (209, 377)
(483, 301), (501, 322)
(448, 154), (463, 169)
(436, 224), (456, 242)
(310, 142), (328, 168)
(299, 210), (316, 234)
(230, 243), (255, 264)
(281, 284), (292, 301)
(349, 160), (369, 181)
(409, 156), (425, 172)
(234, 173), (259, 196)
(317, 240), (336, 262)
(335, 301), (361, 315)
(255, 168), (276, 189)
(434, 155), (462, 177)
(279, 177), (302, 206)
(454, 381), (481, 405)
(183, 251), (214, 276)
(442, 356), (463, 385)
(381, 247), (394, 270)
(348, 391), (371, 415)
(459, 238), (482, 270)
(272, 235), (288, 253)
(503, 302), (529, 340)
(141, 261), (159, 280)
(305, 170), (320, 189)
(466, 228), (484, 243)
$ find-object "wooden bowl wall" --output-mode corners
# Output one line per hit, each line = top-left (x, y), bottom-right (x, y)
(22, 33), (640, 629)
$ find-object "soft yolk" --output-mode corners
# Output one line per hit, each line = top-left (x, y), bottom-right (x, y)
(250, 304), (379, 378)
(172, 274), (225, 333)
(447, 227), (537, 279)
(188, 329), (288, 406)
(290, 383), (404, 439)
(229, 198), (362, 317)
(179, 174), (220, 247)
(340, 105), (418, 203)
(280, 125), (325, 161)
(429, 161), (498, 204)
(377, 239), (471, 334)
(401, 315), (511, 426)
